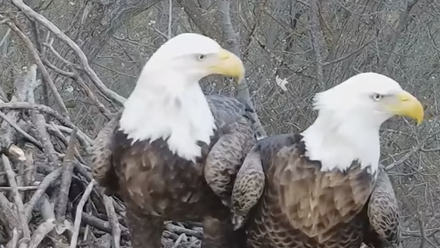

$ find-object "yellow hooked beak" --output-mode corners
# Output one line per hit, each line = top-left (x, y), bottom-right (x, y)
(208, 48), (245, 83)
(387, 91), (424, 125)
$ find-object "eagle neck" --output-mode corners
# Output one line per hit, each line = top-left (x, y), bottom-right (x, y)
(300, 111), (380, 174)
(119, 75), (216, 162)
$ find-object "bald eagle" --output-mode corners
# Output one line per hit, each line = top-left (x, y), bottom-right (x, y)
(231, 72), (423, 248)
(91, 33), (258, 248)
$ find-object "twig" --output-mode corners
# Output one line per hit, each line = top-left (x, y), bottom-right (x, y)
(166, 223), (203, 239)
(172, 233), (186, 248)
(0, 28), (11, 50)
(216, 0), (267, 139)
(11, 0), (126, 106)
(32, 111), (59, 167)
(2, 16), (68, 116)
(0, 102), (76, 129)
(0, 186), (39, 191)
(80, 212), (129, 235)
(0, 111), (42, 149)
(22, 147), (35, 191)
(168, 0), (173, 39)
(73, 69), (113, 120)
(385, 130), (440, 171)
(45, 124), (87, 165)
(70, 180), (95, 248)
(308, 0), (328, 90)
(50, 123), (93, 146)
(6, 228), (19, 248)
(36, 194), (60, 248)
(0, 192), (21, 242)
(104, 195), (121, 248)
(42, 40), (80, 68)
(0, 63), (35, 152)
(55, 128), (78, 221)
(28, 218), (56, 248)
(40, 43), (113, 119)
(29, 19), (49, 111)
(24, 168), (61, 220)
(42, 57), (75, 77)
(24, 63), (60, 167)
(2, 155), (31, 243)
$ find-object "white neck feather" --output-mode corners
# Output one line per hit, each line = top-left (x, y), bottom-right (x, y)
(301, 111), (380, 174)
(119, 74), (216, 162)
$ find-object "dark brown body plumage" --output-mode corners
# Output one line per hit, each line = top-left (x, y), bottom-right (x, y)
(235, 134), (401, 248)
(91, 95), (257, 248)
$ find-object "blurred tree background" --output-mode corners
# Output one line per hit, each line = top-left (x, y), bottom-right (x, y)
(0, 0), (439, 247)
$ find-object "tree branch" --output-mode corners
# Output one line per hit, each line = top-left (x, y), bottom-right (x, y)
(216, 0), (267, 139)
(10, 0), (126, 106)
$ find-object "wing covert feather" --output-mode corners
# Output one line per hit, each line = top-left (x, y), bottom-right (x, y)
(91, 111), (122, 193)
(367, 167), (401, 247)
(204, 95), (257, 207)
(231, 145), (265, 230)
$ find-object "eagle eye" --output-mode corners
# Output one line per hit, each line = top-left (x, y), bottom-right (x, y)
(371, 93), (383, 101)
(196, 54), (206, 60)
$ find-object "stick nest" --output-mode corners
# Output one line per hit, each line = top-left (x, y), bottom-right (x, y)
(0, 5), (203, 248)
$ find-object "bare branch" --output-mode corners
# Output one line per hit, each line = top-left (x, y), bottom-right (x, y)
(1, 16), (69, 116)
(168, 0), (173, 39)
(69, 180), (95, 248)
(104, 195), (121, 248)
(308, 0), (328, 89)
(54, 128), (77, 221)
(10, 0), (126, 106)
(2, 155), (31, 242)
(216, 0), (267, 139)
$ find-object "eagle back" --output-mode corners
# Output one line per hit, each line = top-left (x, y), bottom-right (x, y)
(255, 134), (377, 243)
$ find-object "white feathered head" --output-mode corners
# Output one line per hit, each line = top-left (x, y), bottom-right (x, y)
(302, 72), (424, 172)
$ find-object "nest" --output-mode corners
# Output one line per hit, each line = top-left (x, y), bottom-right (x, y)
(0, 14), (203, 248)
(0, 84), (204, 248)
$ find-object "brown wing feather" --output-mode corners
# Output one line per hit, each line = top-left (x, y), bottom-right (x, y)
(272, 137), (376, 243)
(231, 144), (265, 230)
(91, 111), (122, 194)
(204, 96), (258, 207)
(365, 167), (401, 248)
(204, 120), (256, 207)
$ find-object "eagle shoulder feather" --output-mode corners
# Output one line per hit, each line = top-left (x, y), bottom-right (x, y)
(204, 96), (258, 208)
(91, 111), (122, 194)
(231, 144), (265, 230)
(365, 167), (402, 248)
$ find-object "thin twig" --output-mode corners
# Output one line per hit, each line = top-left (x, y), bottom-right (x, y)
(28, 218), (56, 248)
(168, 0), (173, 39)
(385, 130), (440, 171)
(55, 128), (78, 221)
(69, 180), (95, 248)
(0, 111), (42, 149)
(2, 155), (31, 242)
(0, 186), (39, 191)
(0, 102), (76, 129)
(24, 168), (61, 220)
(104, 195), (121, 248)
(1, 16), (68, 116)
(11, 0), (126, 106)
